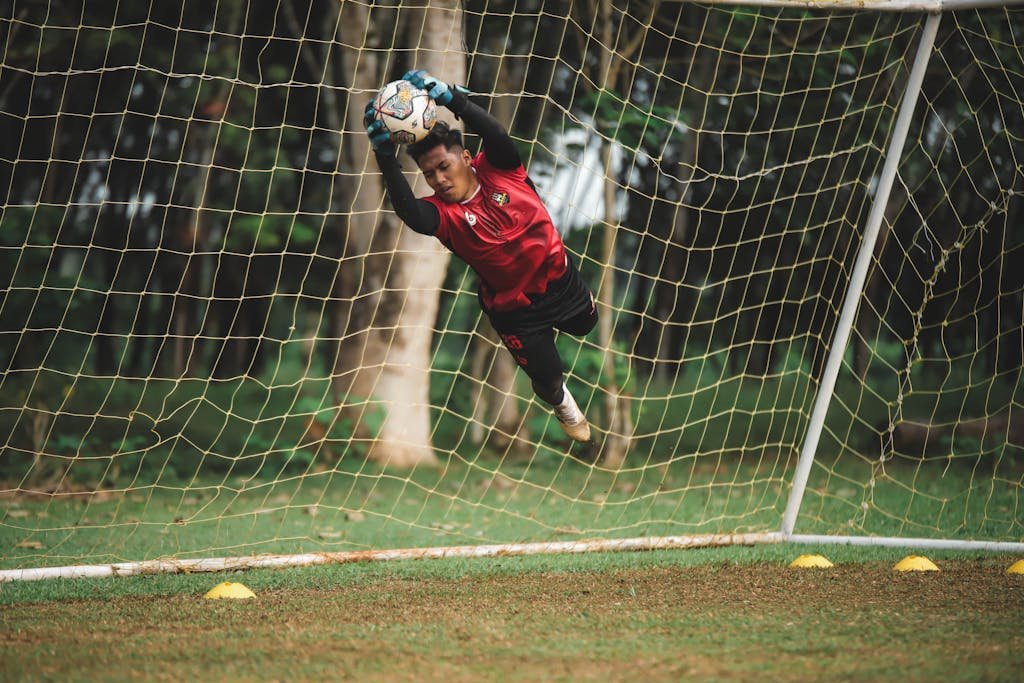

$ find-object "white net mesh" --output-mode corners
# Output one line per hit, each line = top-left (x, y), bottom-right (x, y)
(1, 1), (1021, 573)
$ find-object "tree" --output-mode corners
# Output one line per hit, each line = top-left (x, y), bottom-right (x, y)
(462, 22), (528, 453)
(570, 0), (660, 466)
(332, 0), (467, 468)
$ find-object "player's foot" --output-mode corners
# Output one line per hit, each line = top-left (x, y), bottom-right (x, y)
(553, 384), (591, 442)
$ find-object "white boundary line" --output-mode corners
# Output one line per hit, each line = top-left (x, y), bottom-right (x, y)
(6, 530), (1023, 582)
(0, 533), (783, 582)
(787, 534), (1024, 552)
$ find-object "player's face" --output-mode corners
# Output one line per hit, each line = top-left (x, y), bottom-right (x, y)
(416, 145), (477, 203)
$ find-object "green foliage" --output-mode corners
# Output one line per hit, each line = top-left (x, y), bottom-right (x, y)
(226, 215), (317, 252)
(564, 338), (635, 393)
(0, 206), (64, 247)
(579, 89), (684, 149)
(2, 4), (1022, 580)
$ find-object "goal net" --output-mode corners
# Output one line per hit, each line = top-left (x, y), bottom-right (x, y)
(2, 0), (1022, 579)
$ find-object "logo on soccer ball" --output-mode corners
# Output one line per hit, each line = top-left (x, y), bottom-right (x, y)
(379, 84), (416, 119)
(373, 80), (437, 145)
(490, 192), (509, 206)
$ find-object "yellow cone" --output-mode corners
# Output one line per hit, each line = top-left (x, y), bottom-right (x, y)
(204, 581), (256, 599)
(894, 555), (939, 572)
(1007, 560), (1024, 575)
(789, 554), (834, 568)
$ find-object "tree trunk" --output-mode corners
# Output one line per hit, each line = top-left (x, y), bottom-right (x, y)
(597, 136), (630, 468)
(590, 0), (647, 468)
(171, 1), (243, 378)
(335, 1), (465, 468)
(854, 181), (904, 379)
(654, 137), (697, 381)
(332, 0), (383, 402)
(579, 0), (658, 466)
(469, 324), (525, 454)
(469, 52), (523, 451)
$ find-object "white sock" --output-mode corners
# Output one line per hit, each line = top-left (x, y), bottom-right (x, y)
(553, 384), (583, 424)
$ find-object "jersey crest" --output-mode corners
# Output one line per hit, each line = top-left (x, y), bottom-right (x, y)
(427, 152), (567, 311)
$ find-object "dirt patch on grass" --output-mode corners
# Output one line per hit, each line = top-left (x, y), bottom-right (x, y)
(2, 560), (1023, 681)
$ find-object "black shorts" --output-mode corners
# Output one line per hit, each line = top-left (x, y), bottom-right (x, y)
(481, 254), (598, 386)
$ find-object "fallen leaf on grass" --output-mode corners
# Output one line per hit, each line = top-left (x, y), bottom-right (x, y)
(318, 530), (344, 539)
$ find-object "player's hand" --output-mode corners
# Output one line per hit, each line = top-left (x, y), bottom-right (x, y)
(402, 69), (453, 106)
(363, 101), (395, 154)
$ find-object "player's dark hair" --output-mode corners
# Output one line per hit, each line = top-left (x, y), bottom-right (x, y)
(406, 122), (464, 163)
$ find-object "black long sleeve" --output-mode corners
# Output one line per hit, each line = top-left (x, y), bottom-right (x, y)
(375, 151), (439, 236)
(446, 90), (522, 170)
(373, 88), (519, 237)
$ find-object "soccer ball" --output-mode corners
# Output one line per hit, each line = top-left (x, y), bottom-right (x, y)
(371, 80), (437, 145)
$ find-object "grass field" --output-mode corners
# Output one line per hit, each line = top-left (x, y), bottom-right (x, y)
(3, 451), (1020, 573)
(2, 547), (1023, 681)
(4, 349), (1021, 571)
(3, 358), (1021, 679)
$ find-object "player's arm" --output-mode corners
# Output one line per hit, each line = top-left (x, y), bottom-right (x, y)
(402, 70), (521, 171)
(365, 103), (440, 236)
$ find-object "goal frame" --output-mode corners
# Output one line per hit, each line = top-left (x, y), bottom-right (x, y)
(2, 0), (1023, 583)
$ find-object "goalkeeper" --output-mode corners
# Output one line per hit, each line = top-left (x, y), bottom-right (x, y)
(364, 70), (597, 442)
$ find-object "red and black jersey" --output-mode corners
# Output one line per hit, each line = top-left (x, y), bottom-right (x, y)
(423, 153), (567, 312)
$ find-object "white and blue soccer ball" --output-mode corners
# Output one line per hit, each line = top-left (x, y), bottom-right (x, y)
(372, 80), (437, 145)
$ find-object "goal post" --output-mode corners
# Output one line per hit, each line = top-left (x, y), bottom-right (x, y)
(2, 0), (1023, 582)
(781, 11), (941, 539)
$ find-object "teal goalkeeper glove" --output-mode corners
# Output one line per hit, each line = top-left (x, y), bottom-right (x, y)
(401, 70), (468, 106)
(363, 101), (395, 154)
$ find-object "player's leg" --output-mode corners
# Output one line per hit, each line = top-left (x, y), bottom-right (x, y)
(497, 329), (591, 442)
(549, 253), (597, 337)
(555, 291), (597, 337)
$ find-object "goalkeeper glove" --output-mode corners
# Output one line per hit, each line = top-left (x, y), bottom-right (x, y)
(401, 70), (468, 106)
(363, 101), (395, 155)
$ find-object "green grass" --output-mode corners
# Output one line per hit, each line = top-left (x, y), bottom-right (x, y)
(1, 549), (1022, 681)
(2, 354), (1021, 680)
(0, 455), (787, 569)
(0, 543), (1013, 604)
(2, 349), (1021, 578)
(2, 451), (1021, 574)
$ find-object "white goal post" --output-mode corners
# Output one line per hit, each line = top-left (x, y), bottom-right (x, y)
(1, 0), (1023, 582)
